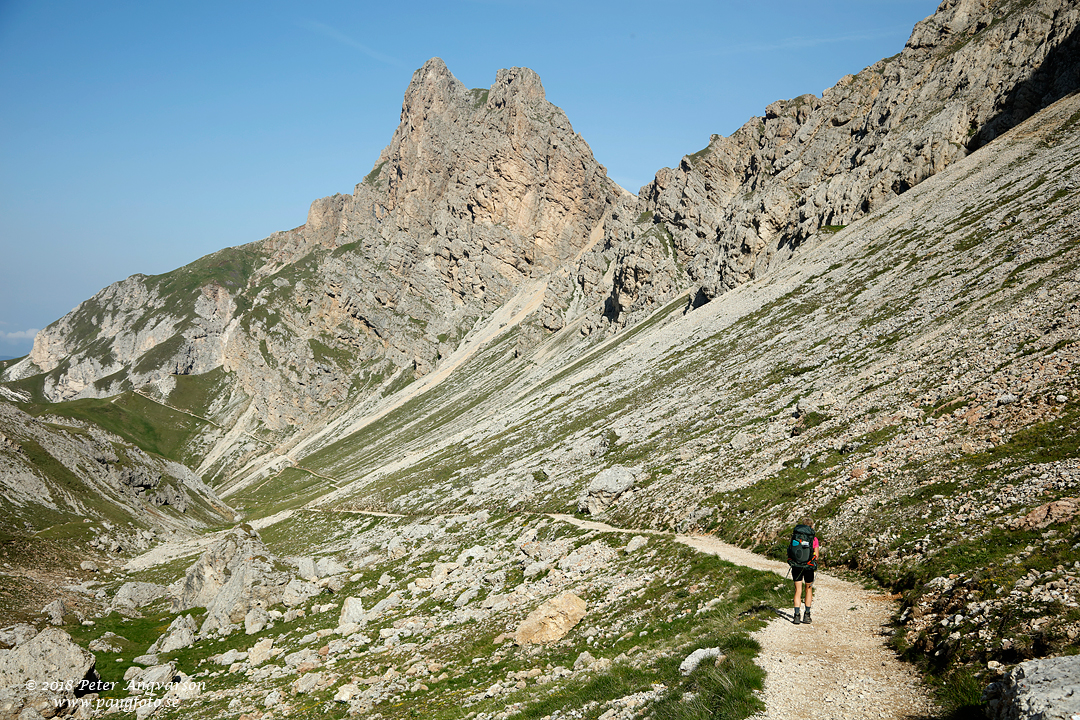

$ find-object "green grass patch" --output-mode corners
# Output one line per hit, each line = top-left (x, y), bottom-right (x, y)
(364, 160), (387, 185)
(25, 392), (209, 463)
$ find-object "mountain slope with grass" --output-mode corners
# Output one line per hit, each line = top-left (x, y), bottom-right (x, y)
(4, 0), (1077, 493)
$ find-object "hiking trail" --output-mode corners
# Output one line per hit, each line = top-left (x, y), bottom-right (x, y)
(550, 514), (939, 720)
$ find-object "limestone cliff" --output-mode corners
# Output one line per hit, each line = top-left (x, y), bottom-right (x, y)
(612, 0), (1080, 314)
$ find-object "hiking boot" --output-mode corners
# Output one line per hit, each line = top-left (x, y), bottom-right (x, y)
(802, 608), (812, 624)
(792, 609), (802, 624)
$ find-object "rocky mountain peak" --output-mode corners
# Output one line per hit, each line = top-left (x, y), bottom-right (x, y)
(396, 57), (471, 135)
(490, 65), (547, 108)
(906, 0), (994, 50)
(355, 57), (615, 275)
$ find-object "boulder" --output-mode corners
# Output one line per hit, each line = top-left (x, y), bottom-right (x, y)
(316, 557), (348, 577)
(170, 525), (291, 636)
(282, 578), (321, 608)
(0, 627), (98, 717)
(334, 683), (360, 702)
(514, 592), (587, 645)
(577, 466), (635, 515)
(247, 638), (274, 667)
(112, 582), (166, 612)
(983, 655), (1080, 719)
(138, 662), (177, 692)
(42, 599), (65, 626)
(624, 536), (649, 553)
(297, 557), (318, 581)
(574, 650), (596, 670)
(161, 672), (201, 701)
(680, 647), (725, 675)
(523, 561), (550, 580)
(729, 432), (752, 450)
(88, 632), (126, 654)
(0, 624), (38, 649)
(147, 614), (197, 654)
(244, 607), (268, 635)
(366, 592), (401, 620)
(338, 597), (365, 626)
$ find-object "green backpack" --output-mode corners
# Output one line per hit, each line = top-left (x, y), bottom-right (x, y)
(787, 524), (816, 568)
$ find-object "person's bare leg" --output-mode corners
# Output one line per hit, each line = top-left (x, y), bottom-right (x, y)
(793, 580), (803, 608)
(806, 584), (813, 607)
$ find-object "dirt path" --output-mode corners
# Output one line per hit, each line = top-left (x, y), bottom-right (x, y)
(550, 515), (939, 720)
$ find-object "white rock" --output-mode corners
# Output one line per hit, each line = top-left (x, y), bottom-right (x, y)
(339, 597), (365, 625)
(680, 647), (725, 675)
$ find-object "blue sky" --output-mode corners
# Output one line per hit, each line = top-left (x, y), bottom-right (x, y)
(0, 0), (938, 359)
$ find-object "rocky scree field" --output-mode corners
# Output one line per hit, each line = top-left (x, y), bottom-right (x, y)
(10, 510), (788, 720)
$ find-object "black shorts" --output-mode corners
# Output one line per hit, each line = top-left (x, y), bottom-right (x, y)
(792, 566), (815, 584)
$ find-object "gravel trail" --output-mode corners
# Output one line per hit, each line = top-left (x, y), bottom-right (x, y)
(551, 516), (939, 720)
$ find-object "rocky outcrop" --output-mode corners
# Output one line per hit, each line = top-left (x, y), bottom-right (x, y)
(171, 525), (293, 636)
(0, 627), (99, 720)
(621, 0), (1080, 312)
(1008, 497), (1080, 530)
(0, 400), (234, 552)
(983, 655), (1080, 720)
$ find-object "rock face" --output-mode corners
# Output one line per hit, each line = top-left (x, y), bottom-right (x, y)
(630, 0), (1080, 310)
(0, 627), (97, 719)
(171, 525), (292, 636)
(514, 591), (587, 645)
(983, 655), (1080, 720)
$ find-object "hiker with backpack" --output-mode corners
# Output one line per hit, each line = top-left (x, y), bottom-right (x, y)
(787, 518), (819, 624)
